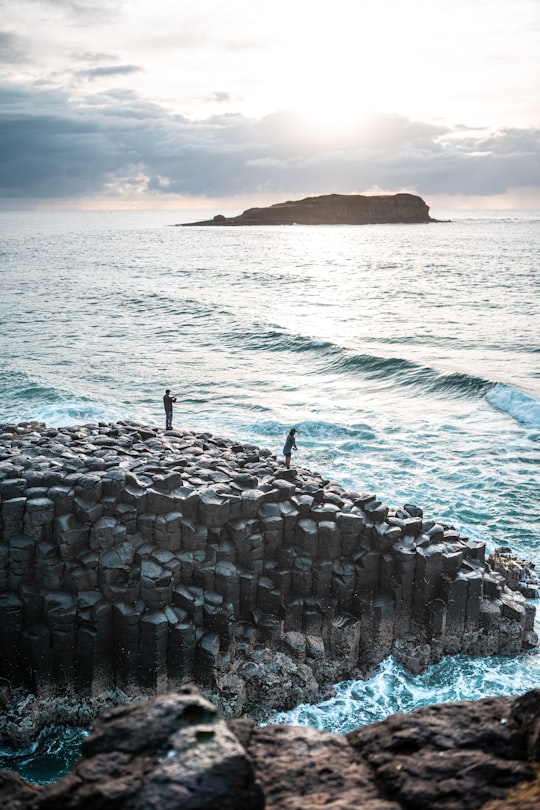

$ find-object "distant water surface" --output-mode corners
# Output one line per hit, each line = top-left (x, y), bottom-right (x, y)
(0, 208), (538, 782)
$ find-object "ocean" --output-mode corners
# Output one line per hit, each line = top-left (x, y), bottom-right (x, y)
(0, 207), (539, 783)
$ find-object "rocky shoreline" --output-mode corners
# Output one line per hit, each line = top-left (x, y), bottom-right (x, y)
(0, 420), (538, 745)
(2, 686), (540, 809)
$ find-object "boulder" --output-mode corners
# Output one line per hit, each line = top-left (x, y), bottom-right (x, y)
(4, 688), (539, 810)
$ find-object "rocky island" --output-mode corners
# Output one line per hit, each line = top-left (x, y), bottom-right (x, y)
(180, 192), (435, 226)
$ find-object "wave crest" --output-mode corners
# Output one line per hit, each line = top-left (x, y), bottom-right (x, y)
(487, 383), (540, 430)
(230, 326), (496, 400)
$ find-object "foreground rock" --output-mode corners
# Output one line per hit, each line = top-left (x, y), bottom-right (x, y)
(0, 420), (537, 740)
(181, 192), (435, 226)
(2, 687), (540, 809)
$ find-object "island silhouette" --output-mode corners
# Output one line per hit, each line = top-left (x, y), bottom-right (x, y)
(181, 192), (436, 226)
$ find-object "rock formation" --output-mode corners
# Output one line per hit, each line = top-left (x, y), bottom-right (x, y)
(2, 686), (540, 809)
(180, 193), (435, 226)
(0, 420), (537, 739)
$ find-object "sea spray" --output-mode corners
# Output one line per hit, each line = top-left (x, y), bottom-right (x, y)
(266, 652), (540, 735)
(487, 382), (540, 430)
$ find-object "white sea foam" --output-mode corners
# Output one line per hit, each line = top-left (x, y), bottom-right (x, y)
(486, 383), (540, 430)
(265, 652), (540, 735)
(21, 402), (118, 427)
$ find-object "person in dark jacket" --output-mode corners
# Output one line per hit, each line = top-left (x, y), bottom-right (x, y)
(283, 428), (297, 468)
(163, 389), (177, 429)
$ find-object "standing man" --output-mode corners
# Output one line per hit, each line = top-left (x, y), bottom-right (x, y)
(282, 428), (298, 468)
(163, 389), (177, 430)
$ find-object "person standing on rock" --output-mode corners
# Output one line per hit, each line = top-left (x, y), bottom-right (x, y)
(283, 428), (297, 468)
(163, 389), (177, 430)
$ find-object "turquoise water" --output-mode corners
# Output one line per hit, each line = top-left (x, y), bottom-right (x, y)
(0, 726), (87, 786)
(0, 208), (539, 782)
(268, 653), (540, 733)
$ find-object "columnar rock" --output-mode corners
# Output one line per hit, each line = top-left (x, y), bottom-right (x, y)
(0, 420), (537, 718)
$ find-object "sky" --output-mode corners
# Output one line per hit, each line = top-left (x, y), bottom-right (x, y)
(0, 0), (539, 211)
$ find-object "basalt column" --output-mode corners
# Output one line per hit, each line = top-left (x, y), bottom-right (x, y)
(0, 421), (537, 709)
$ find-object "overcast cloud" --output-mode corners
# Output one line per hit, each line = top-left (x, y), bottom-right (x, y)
(1, 0), (539, 209)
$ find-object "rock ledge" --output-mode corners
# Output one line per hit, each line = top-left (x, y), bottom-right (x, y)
(2, 687), (540, 809)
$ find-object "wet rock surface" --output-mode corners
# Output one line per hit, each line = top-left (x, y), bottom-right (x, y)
(2, 687), (540, 809)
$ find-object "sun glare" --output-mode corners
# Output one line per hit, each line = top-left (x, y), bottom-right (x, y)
(286, 110), (361, 150)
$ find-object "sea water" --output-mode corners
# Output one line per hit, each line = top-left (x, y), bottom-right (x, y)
(0, 208), (539, 782)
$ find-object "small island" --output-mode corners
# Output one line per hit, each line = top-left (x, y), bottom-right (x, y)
(180, 192), (435, 226)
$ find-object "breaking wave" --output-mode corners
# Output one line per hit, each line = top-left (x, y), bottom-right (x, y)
(486, 383), (540, 430)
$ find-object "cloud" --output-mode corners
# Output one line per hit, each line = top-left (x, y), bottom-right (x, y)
(207, 91), (235, 104)
(76, 64), (143, 80)
(0, 30), (28, 64)
(0, 80), (539, 205)
(15, 0), (121, 22)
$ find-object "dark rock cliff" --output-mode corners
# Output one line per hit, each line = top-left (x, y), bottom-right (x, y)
(0, 420), (537, 740)
(2, 686), (540, 809)
(181, 192), (434, 226)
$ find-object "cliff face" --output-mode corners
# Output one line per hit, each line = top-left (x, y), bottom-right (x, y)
(181, 193), (434, 226)
(0, 420), (537, 735)
(2, 687), (540, 809)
